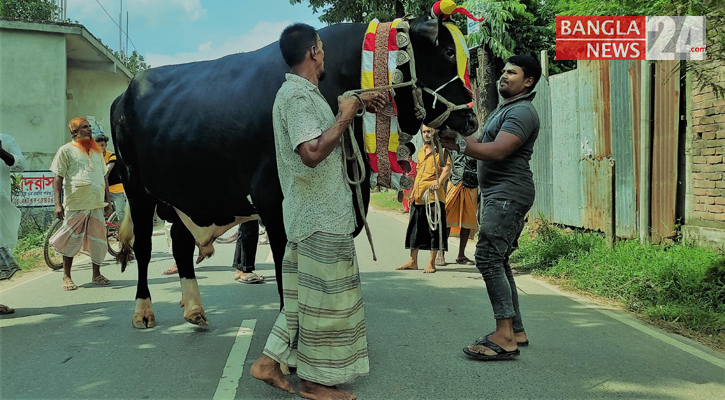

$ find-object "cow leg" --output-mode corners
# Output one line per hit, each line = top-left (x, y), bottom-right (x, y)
(170, 221), (208, 326)
(129, 195), (157, 329)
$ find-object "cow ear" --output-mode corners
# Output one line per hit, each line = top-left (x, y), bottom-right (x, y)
(411, 17), (439, 46)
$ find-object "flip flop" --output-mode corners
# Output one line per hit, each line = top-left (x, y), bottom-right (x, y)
(162, 266), (178, 275)
(463, 337), (520, 361)
(486, 332), (529, 347)
(237, 273), (265, 284)
(456, 257), (475, 265)
(0, 305), (15, 315)
(92, 275), (111, 285)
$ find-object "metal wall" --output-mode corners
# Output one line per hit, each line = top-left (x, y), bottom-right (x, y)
(529, 60), (676, 239)
(651, 60), (680, 243)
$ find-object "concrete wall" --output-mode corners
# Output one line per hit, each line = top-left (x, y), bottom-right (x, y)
(0, 29), (67, 170)
(66, 68), (129, 152)
(684, 62), (725, 248)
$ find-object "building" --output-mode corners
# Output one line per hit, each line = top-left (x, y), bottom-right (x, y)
(0, 18), (132, 170)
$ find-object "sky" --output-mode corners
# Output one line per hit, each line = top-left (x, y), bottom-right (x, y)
(65, 0), (327, 67)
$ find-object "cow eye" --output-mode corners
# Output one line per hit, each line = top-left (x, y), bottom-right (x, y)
(445, 48), (455, 60)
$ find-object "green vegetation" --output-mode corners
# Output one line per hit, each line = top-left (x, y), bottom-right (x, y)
(512, 219), (725, 345)
(12, 228), (44, 271)
(370, 190), (404, 212)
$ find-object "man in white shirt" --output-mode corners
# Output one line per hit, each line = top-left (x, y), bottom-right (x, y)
(49, 118), (113, 291)
(0, 133), (26, 314)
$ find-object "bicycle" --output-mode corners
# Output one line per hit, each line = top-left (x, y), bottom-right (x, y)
(43, 211), (122, 270)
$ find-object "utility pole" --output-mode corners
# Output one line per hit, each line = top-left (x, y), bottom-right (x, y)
(126, 11), (129, 56)
(119, 0), (123, 57)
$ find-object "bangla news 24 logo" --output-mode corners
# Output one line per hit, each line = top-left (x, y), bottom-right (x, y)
(556, 16), (706, 61)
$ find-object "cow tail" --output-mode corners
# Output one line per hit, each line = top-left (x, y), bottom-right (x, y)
(118, 202), (134, 272)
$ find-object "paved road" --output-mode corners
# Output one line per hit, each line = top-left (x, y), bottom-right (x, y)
(1, 210), (724, 399)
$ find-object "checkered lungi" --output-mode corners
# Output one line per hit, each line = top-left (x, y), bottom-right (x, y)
(50, 208), (107, 265)
(263, 231), (369, 386)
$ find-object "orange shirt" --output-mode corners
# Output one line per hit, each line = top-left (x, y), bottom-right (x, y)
(410, 145), (451, 205)
(103, 151), (124, 194)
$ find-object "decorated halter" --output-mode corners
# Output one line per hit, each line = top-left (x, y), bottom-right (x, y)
(358, 2), (482, 190)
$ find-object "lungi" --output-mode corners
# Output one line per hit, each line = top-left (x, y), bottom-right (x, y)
(263, 231), (369, 386)
(445, 181), (479, 230)
(404, 202), (448, 251)
(50, 208), (107, 265)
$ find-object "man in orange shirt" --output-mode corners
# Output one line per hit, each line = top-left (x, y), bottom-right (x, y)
(396, 125), (451, 273)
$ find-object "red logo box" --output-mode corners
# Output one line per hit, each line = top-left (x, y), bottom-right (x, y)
(556, 16), (646, 60)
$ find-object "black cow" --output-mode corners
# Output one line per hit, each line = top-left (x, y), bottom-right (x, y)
(111, 16), (478, 328)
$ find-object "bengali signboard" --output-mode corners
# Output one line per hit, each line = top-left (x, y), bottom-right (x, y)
(11, 170), (55, 208)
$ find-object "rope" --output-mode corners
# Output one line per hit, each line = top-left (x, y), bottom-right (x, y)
(341, 91), (378, 261)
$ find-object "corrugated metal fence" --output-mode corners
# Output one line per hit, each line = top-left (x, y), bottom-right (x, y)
(529, 60), (679, 242)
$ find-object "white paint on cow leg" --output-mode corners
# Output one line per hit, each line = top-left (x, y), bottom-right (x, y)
(133, 298), (156, 329)
(179, 278), (208, 325)
(174, 208), (259, 248)
(213, 319), (257, 400)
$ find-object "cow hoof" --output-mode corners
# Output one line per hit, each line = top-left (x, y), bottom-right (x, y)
(133, 298), (156, 329)
(132, 311), (157, 329)
(184, 306), (208, 326)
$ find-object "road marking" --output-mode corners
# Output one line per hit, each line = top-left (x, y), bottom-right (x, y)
(213, 319), (257, 400)
(532, 278), (725, 370)
(265, 248), (274, 263)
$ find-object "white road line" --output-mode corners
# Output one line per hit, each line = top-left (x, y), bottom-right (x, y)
(532, 278), (725, 370)
(213, 319), (257, 400)
(265, 248), (274, 263)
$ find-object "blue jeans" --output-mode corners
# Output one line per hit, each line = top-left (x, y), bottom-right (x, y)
(474, 198), (530, 333)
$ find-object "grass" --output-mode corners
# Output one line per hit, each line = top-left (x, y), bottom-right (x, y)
(12, 229), (46, 271)
(370, 190), (403, 212)
(511, 219), (725, 350)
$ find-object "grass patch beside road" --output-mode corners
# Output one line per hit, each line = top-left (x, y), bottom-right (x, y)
(370, 190), (403, 212)
(511, 220), (725, 351)
(12, 230), (45, 271)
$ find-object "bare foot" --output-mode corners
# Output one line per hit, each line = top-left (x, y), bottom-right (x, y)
(250, 354), (294, 394)
(396, 260), (418, 270)
(162, 264), (178, 275)
(299, 380), (357, 400)
(423, 263), (436, 273)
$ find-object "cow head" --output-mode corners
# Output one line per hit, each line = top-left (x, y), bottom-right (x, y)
(395, 16), (479, 137)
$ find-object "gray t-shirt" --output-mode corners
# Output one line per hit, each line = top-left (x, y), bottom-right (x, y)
(477, 91), (540, 206)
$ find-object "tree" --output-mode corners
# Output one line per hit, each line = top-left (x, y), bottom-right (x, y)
(101, 44), (150, 76)
(289, 0), (432, 24)
(0, 0), (59, 21)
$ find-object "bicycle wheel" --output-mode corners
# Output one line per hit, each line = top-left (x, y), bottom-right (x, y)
(215, 227), (238, 244)
(106, 212), (122, 257)
(43, 219), (64, 270)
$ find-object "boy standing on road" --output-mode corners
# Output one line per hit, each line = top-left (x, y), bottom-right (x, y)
(396, 125), (451, 274)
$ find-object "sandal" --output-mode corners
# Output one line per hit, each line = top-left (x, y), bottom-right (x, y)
(237, 273), (265, 284)
(463, 337), (520, 361)
(456, 257), (475, 265)
(0, 305), (15, 314)
(62, 279), (78, 291)
(92, 275), (111, 285)
(486, 332), (529, 347)
(162, 266), (178, 275)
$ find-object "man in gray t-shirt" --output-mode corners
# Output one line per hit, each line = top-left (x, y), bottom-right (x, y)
(441, 55), (541, 362)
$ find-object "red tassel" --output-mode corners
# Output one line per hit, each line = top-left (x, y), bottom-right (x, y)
(453, 7), (484, 22)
